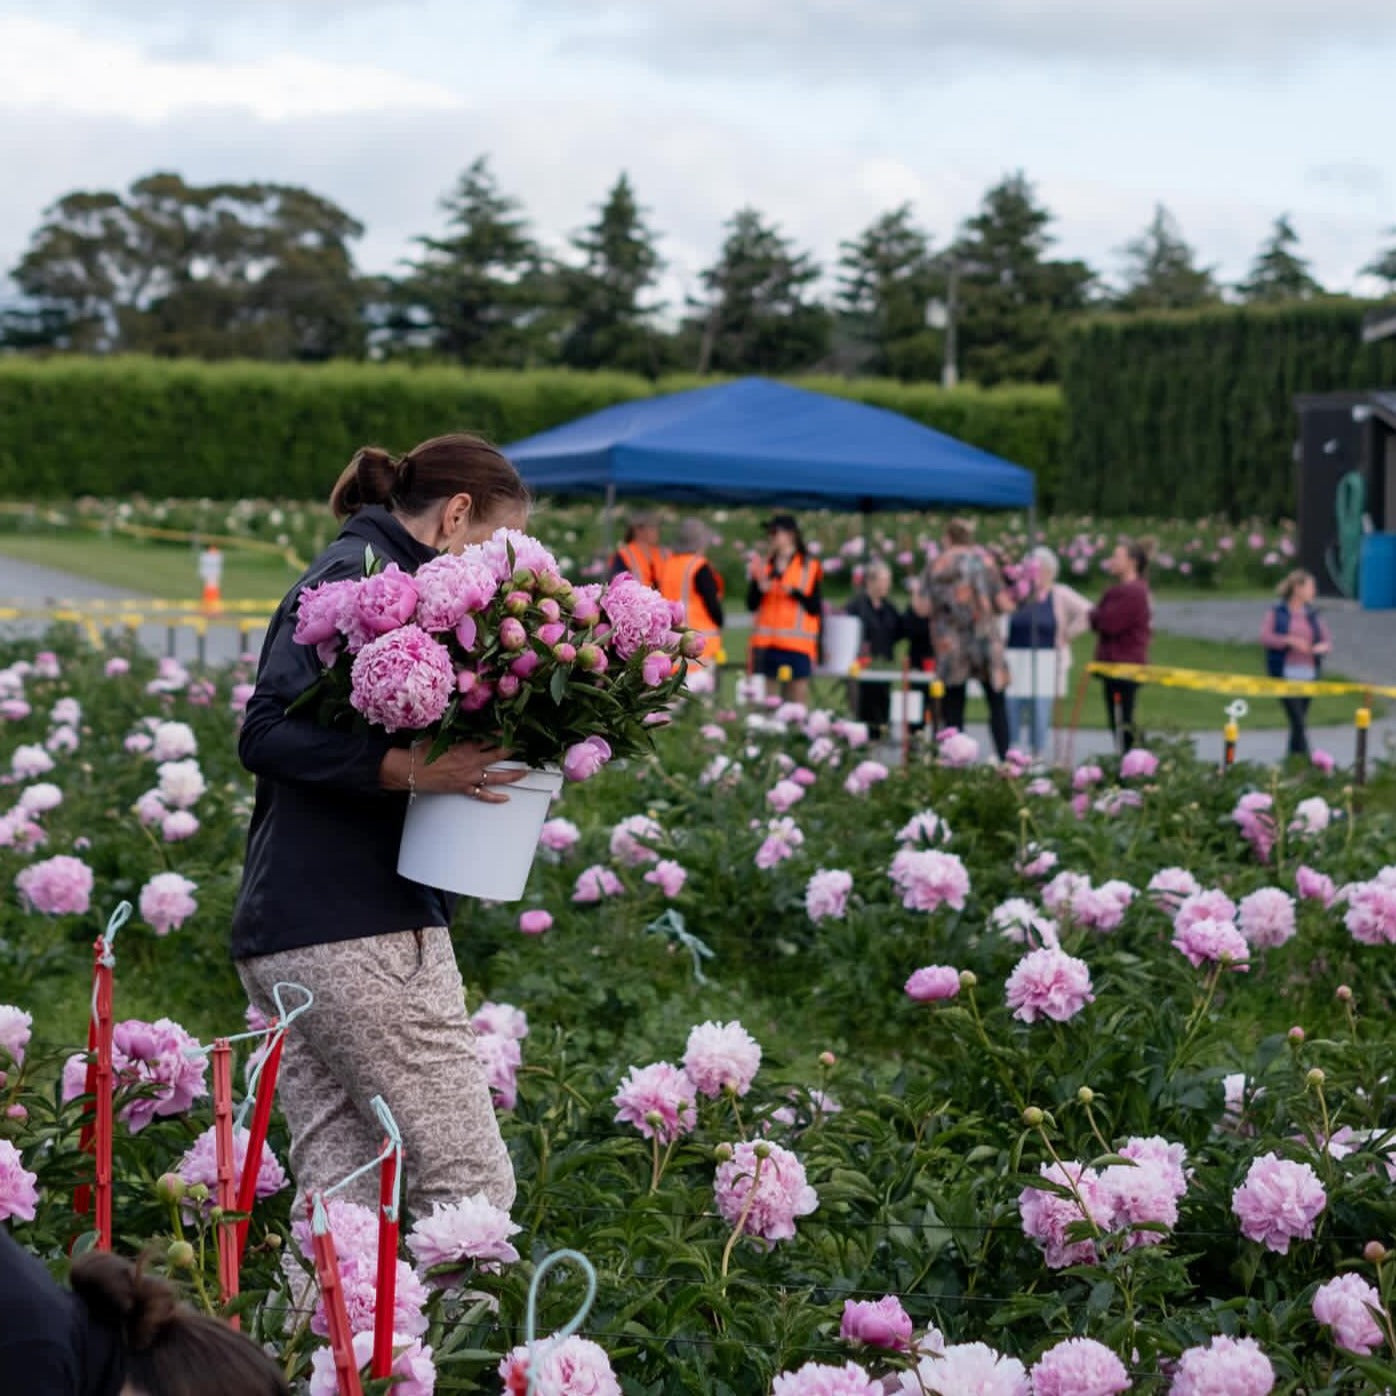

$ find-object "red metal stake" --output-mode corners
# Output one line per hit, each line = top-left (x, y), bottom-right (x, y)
(211, 1040), (239, 1322)
(372, 1137), (402, 1379)
(72, 1003), (98, 1223)
(309, 1197), (364, 1396)
(93, 953), (114, 1252)
(233, 1026), (285, 1266)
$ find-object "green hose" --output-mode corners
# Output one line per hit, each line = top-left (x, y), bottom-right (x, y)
(1326, 470), (1366, 598)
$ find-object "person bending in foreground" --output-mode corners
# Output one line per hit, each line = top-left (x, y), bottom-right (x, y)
(233, 433), (531, 1217)
(0, 1229), (287, 1396)
(1090, 538), (1153, 754)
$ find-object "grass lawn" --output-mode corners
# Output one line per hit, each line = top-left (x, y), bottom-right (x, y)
(0, 529), (300, 601)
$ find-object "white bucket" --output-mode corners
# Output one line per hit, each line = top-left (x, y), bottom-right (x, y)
(397, 761), (563, 902)
(818, 615), (863, 675)
(889, 689), (925, 737)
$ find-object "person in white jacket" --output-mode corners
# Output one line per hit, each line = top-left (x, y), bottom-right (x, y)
(1003, 547), (1091, 758)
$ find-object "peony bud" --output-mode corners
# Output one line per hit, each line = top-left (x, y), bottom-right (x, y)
(166, 1240), (195, 1268)
(753, 1141), (773, 1160)
(510, 650), (541, 679)
(577, 644), (607, 673)
(680, 631), (707, 659)
(538, 598), (561, 624)
(819, 1051), (837, 1067)
(1364, 1240), (1389, 1264)
(1336, 984), (1353, 1002)
(1022, 1106), (1045, 1128)
(553, 643), (577, 664)
(1306, 1067), (1325, 1086)
(497, 674), (521, 699)
(958, 969), (978, 990)
(498, 617), (527, 651)
(714, 1143), (734, 1163)
(5, 1104), (26, 1122)
(456, 670), (478, 695)
(1288, 1026), (1305, 1044)
(188, 1183), (210, 1203)
(1076, 1087), (1095, 1105)
(510, 568), (537, 591)
(537, 621), (566, 647)
(505, 591), (531, 617)
(155, 1173), (187, 1204)
(644, 1110), (664, 1129)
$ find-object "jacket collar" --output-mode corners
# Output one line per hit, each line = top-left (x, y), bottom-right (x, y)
(340, 506), (439, 571)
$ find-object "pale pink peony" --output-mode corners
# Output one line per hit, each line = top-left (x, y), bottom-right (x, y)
(471, 1001), (527, 1042)
(138, 872), (198, 936)
(684, 1021), (761, 1098)
(713, 1140), (818, 1244)
(1312, 1273), (1385, 1355)
(176, 1125), (287, 1213)
(498, 1334), (620, 1396)
(412, 551), (499, 631)
(644, 859), (687, 898)
(104, 657), (131, 677)
(896, 810), (952, 846)
(601, 573), (678, 660)
(613, 1061), (698, 1143)
(1072, 762), (1104, 790)
(834, 719), (870, 748)
(0, 1139), (39, 1222)
(756, 817), (804, 869)
(406, 1194), (521, 1276)
(805, 869), (852, 922)
(937, 731), (979, 767)
(1237, 888), (1297, 949)
(1147, 867), (1201, 911)
(0, 1005), (32, 1066)
(989, 898), (1058, 947)
(1232, 1152), (1326, 1252)
(1345, 880), (1396, 946)
(1005, 947), (1094, 1024)
(905, 966), (961, 1002)
(12, 744), (55, 779)
(1016, 845), (1058, 879)
(1100, 1136), (1189, 1247)
(1119, 748), (1159, 780)
(1174, 887), (1238, 932)
(1172, 917), (1250, 971)
(539, 818), (581, 853)
(917, 1342), (1029, 1396)
(772, 1361), (879, 1395)
(843, 760), (889, 796)
(0, 812), (46, 853)
(609, 814), (663, 867)
(1029, 1338), (1130, 1396)
(839, 1295), (912, 1351)
(767, 779), (807, 814)
(1020, 1160), (1105, 1268)
(518, 909), (553, 935)
(572, 864), (623, 903)
(1295, 865), (1336, 907)
(156, 759), (205, 809)
(150, 721), (198, 762)
(480, 527), (560, 582)
(112, 1017), (209, 1132)
(1169, 1335), (1274, 1395)
(888, 848), (970, 913)
(1311, 748), (1336, 774)
(310, 1333), (435, 1396)
(16, 854), (93, 916)
(562, 736), (611, 782)
(18, 782), (63, 815)
(1290, 796), (1331, 837)
(350, 626), (454, 733)
(1074, 879), (1136, 933)
(1042, 870), (1091, 919)
(230, 683), (255, 714)
(1233, 791), (1277, 861)
(161, 810), (200, 843)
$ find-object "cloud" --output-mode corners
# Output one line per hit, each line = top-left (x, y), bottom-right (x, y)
(537, 0), (1396, 74)
(1307, 161), (1387, 200)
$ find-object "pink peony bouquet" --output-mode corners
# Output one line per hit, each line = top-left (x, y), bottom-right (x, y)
(290, 529), (696, 779)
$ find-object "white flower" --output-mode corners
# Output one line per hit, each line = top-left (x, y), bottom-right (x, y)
(157, 760), (206, 810)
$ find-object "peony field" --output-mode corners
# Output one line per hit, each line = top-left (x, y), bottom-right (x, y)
(3, 629), (1396, 1394)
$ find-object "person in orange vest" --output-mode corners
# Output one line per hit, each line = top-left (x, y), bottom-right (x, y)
(658, 518), (725, 671)
(609, 511), (668, 588)
(747, 512), (823, 705)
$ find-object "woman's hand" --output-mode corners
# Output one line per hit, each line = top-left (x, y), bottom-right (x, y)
(380, 743), (527, 803)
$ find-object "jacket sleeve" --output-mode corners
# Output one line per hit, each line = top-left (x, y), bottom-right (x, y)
(1090, 585), (1130, 637)
(694, 565), (724, 628)
(238, 595), (394, 797)
(791, 561), (824, 617)
(1054, 584), (1093, 643)
(1259, 606), (1286, 650)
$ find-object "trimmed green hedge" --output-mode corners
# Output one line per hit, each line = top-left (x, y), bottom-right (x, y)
(0, 359), (1063, 504)
(1059, 300), (1396, 518)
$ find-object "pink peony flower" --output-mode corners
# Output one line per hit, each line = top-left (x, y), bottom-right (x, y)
(161, 811), (200, 843)
(1290, 796), (1331, 837)
(0, 1005), (32, 1067)
(572, 864), (623, 903)
(1311, 748), (1336, 775)
(18, 782), (63, 815)
(756, 817), (804, 869)
(612, 1062), (697, 1143)
(1237, 888), (1296, 949)
(498, 1334), (620, 1396)
(0, 812), (46, 853)
(176, 1125), (287, 1213)
(350, 626), (454, 733)
(294, 577), (360, 646)
(644, 859), (687, 899)
(805, 869), (852, 923)
(1232, 1152), (1326, 1252)
(156, 759), (205, 809)
(916, 1342), (1029, 1396)
(562, 736), (611, 783)
(412, 551), (498, 631)
(407, 1194), (521, 1276)
(471, 1001), (527, 1041)
(767, 779), (807, 814)
(989, 898), (1058, 947)
(1233, 791), (1277, 861)
(839, 1296), (912, 1352)
(1072, 763), (1104, 790)
(355, 563), (420, 638)
(1312, 1273), (1385, 1355)
(16, 854), (93, 916)
(518, 909), (553, 935)
(888, 849), (970, 913)
(684, 1020), (761, 1098)
(12, 744), (55, 779)
(1174, 888), (1238, 933)
(601, 574), (679, 660)
(905, 966), (961, 1002)
(896, 810), (951, 846)
(1024, 777), (1056, 799)
(0, 1139), (39, 1222)
(310, 1333), (435, 1396)
(641, 651), (672, 686)
(1005, 947), (1094, 1024)
(480, 527), (560, 583)
(1169, 1335), (1274, 1395)
(1295, 865), (1336, 907)
(151, 721), (198, 763)
(472, 1029), (522, 1111)
(1042, 870), (1091, 918)
(539, 818), (581, 853)
(125, 732), (154, 756)
(1075, 879), (1136, 933)
(1100, 1136), (1189, 1247)
(138, 872), (198, 936)
(610, 814), (663, 867)
(104, 657), (131, 677)
(773, 1361), (879, 1395)
(842, 760), (889, 797)
(714, 1140), (818, 1244)
(1119, 748), (1159, 780)
(1172, 917), (1250, 971)
(229, 683), (255, 714)
(937, 731), (979, 767)
(1029, 1338), (1130, 1396)
(1020, 1160), (1105, 1268)
(1345, 880), (1396, 946)
(1016, 845), (1058, 879)
(1147, 867), (1201, 911)
(111, 1017), (209, 1132)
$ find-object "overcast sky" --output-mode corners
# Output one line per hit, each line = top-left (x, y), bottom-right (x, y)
(2, 0), (1394, 307)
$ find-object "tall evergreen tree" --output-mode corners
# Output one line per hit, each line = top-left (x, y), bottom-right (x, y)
(836, 204), (940, 379)
(1361, 228), (1396, 293)
(1236, 215), (1325, 304)
(1115, 205), (1219, 311)
(559, 173), (666, 376)
(690, 208), (830, 375)
(395, 157), (554, 366)
(952, 172), (1095, 384)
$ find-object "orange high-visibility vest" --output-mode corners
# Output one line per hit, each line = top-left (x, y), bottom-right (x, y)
(613, 542), (668, 589)
(750, 554), (822, 661)
(658, 552), (724, 662)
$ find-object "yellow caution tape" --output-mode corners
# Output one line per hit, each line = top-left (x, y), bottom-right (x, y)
(1088, 662), (1396, 700)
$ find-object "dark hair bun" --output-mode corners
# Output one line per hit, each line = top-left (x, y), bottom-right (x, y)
(329, 446), (401, 520)
(71, 1251), (179, 1352)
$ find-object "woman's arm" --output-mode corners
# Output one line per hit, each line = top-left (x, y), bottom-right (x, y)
(792, 569), (823, 618)
(1054, 584), (1093, 643)
(694, 564), (724, 629)
(1259, 606), (1291, 651)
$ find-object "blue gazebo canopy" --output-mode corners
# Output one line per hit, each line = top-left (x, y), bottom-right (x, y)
(505, 377), (1035, 512)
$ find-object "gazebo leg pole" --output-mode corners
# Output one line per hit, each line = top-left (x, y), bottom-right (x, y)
(603, 481), (617, 558)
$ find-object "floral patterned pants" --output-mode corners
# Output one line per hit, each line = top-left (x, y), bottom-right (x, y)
(237, 926), (515, 1218)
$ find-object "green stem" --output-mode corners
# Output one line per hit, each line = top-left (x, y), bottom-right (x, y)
(1037, 1125), (1103, 1238)
(719, 1153), (765, 1280)
(1168, 963), (1224, 1078)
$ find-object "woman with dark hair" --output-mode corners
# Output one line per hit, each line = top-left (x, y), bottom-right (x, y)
(233, 433), (531, 1221)
(0, 1229), (288, 1394)
(1090, 538), (1154, 753)
(1261, 568), (1330, 758)
(747, 512), (823, 705)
